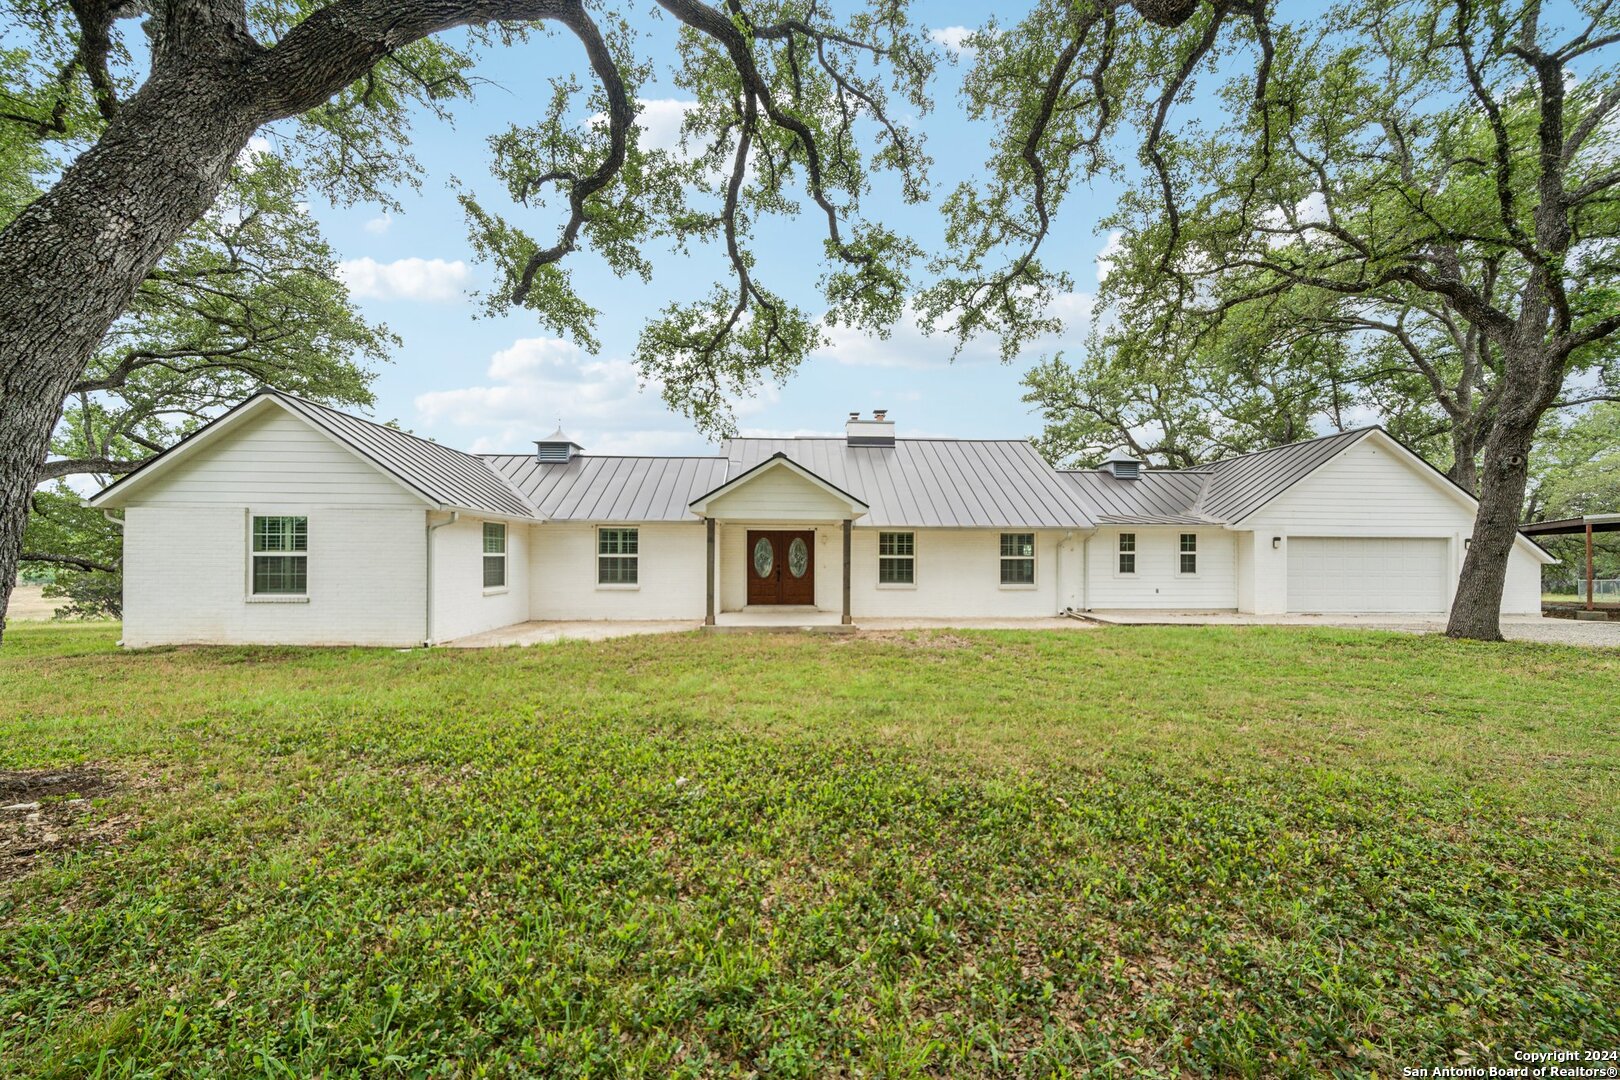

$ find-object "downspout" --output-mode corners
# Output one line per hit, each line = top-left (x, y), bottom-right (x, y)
(101, 510), (126, 648)
(1056, 530), (1073, 615)
(1081, 533), (1090, 611)
(425, 510), (458, 646)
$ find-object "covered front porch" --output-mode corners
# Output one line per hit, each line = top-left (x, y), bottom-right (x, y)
(689, 453), (871, 628)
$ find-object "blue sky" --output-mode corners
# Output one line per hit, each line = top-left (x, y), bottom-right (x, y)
(274, 4), (1129, 456)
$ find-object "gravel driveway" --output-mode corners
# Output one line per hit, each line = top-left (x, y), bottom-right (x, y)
(1086, 610), (1620, 647)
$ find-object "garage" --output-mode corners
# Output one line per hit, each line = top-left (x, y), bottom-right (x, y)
(1286, 536), (1450, 613)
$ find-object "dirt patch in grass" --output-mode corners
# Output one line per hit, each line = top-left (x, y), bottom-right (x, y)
(849, 629), (979, 650)
(0, 767), (137, 881)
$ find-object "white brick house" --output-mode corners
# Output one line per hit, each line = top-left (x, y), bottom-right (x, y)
(89, 392), (1552, 646)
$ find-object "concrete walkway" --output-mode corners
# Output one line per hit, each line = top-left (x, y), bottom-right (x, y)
(440, 611), (1618, 648)
(1084, 610), (1620, 646)
(442, 620), (700, 647)
(443, 614), (1095, 647)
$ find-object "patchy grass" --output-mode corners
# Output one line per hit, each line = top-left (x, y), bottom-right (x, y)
(0, 622), (1615, 1077)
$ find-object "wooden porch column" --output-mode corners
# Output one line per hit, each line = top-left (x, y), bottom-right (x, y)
(841, 518), (853, 624)
(705, 517), (717, 625)
(1587, 522), (1596, 612)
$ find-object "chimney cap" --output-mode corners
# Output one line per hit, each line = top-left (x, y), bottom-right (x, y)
(849, 411), (861, 422)
(872, 409), (888, 421)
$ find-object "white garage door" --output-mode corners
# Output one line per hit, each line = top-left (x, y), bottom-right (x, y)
(1286, 537), (1450, 613)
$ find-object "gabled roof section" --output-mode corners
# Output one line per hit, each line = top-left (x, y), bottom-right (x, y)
(483, 453), (730, 522)
(689, 452), (870, 515)
(91, 391), (533, 518)
(723, 438), (1097, 528)
(1192, 428), (1371, 523)
(269, 394), (532, 517)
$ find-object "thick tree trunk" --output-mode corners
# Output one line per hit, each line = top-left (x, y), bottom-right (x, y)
(0, 67), (259, 643)
(1446, 419), (1537, 641)
(1447, 423), (1479, 495)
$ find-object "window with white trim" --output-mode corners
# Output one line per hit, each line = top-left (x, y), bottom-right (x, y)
(878, 532), (915, 584)
(483, 522), (507, 588)
(251, 515), (307, 595)
(1118, 532), (1137, 575)
(598, 527), (639, 584)
(1179, 533), (1198, 574)
(1000, 533), (1035, 585)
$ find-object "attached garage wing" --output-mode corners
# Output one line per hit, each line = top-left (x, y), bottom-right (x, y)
(1286, 537), (1450, 613)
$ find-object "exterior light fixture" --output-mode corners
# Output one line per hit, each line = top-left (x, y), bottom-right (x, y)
(1272, 536), (1281, 549)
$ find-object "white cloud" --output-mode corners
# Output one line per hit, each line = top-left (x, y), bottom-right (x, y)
(930, 26), (976, 57)
(738, 426), (844, 439)
(338, 257), (470, 302)
(634, 98), (699, 156)
(363, 212), (393, 235)
(235, 135), (273, 172)
(416, 336), (714, 455)
(588, 98), (701, 160)
(817, 304), (998, 369)
(1095, 230), (1124, 283)
(816, 292), (1094, 369)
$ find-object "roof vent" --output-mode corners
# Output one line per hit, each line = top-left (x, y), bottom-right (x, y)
(846, 409), (895, 448)
(1100, 450), (1141, 480)
(535, 426), (584, 463)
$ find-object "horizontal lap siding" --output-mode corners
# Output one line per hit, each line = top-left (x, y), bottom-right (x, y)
(1086, 528), (1237, 610)
(529, 523), (706, 619)
(705, 469), (854, 521)
(122, 506), (426, 646)
(1243, 438), (1543, 615)
(430, 517), (531, 642)
(141, 410), (424, 508)
(1244, 440), (1473, 532)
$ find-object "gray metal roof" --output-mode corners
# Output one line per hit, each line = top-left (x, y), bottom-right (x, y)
(723, 438), (1098, 528)
(483, 454), (730, 522)
(1059, 470), (1211, 523)
(272, 393), (534, 517)
(1192, 428), (1369, 522)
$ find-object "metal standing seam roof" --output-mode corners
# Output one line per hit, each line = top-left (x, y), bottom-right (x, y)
(275, 394), (534, 518)
(1191, 428), (1370, 522)
(1058, 470), (1217, 525)
(721, 438), (1100, 528)
(482, 454), (731, 522)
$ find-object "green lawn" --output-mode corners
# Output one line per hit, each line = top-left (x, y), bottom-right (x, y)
(0, 623), (1615, 1077)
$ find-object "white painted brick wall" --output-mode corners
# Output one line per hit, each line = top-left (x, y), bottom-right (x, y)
(122, 505), (427, 647)
(529, 522), (707, 619)
(429, 516), (532, 642)
(1085, 527), (1238, 610)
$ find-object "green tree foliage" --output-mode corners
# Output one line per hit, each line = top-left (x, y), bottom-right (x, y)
(1527, 404), (1620, 581)
(1011, 3), (1620, 479)
(3, 33), (394, 612)
(932, 0), (1619, 636)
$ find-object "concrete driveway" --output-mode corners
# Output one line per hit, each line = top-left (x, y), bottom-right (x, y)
(1084, 610), (1620, 647)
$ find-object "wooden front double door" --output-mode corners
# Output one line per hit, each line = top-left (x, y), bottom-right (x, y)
(746, 529), (816, 605)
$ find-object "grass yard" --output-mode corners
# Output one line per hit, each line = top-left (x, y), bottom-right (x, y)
(0, 623), (1616, 1077)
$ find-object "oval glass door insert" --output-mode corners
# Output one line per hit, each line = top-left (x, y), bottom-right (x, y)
(787, 537), (809, 578)
(752, 536), (774, 578)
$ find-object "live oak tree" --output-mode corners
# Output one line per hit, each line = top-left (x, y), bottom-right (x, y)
(1025, 233), (1620, 490)
(7, 0), (1607, 644)
(931, 0), (1620, 640)
(0, 0), (947, 640)
(0, 0), (1269, 643)
(3, 55), (390, 613)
